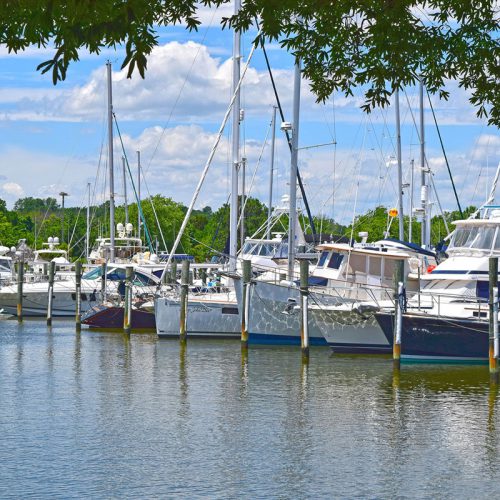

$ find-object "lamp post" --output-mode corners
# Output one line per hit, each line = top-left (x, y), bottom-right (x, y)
(59, 191), (69, 244)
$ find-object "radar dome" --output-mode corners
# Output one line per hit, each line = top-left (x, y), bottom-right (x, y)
(125, 223), (133, 234)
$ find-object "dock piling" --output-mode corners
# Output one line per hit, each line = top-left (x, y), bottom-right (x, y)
(75, 262), (82, 331)
(46, 261), (55, 326)
(179, 260), (190, 341)
(393, 260), (404, 370)
(16, 258), (24, 322)
(101, 263), (107, 302)
(123, 266), (133, 335)
(489, 257), (499, 383)
(300, 260), (310, 361)
(241, 259), (251, 349)
(171, 261), (178, 284)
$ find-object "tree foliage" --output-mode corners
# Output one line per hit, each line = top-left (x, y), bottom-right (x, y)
(0, 1), (497, 124)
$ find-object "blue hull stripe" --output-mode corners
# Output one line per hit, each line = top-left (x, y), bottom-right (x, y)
(249, 333), (327, 346)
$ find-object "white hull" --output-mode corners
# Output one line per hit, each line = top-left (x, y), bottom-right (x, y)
(155, 293), (241, 338)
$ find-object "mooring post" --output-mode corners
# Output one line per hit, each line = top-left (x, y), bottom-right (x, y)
(393, 260), (404, 370)
(300, 260), (310, 361)
(101, 262), (107, 302)
(75, 261), (82, 331)
(171, 260), (178, 284)
(16, 258), (24, 322)
(179, 260), (190, 341)
(123, 266), (133, 335)
(489, 257), (499, 383)
(46, 260), (55, 325)
(241, 259), (251, 349)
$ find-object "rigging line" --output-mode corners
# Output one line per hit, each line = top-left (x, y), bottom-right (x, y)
(137, 173), (170, 253)
(237, 115), (273, 230)
(143, 7), (218, 176)
(426, 90), (463, 217)
(259, 36), (317, 238)
(113, 114), (154, 253)
(67, 192), (86, 253)
(159, 35), (260, 282)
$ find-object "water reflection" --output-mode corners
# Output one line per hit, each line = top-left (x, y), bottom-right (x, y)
(1, 326), (500, 497)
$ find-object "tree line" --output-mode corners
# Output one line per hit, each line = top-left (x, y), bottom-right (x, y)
(0, 195), (473, 261)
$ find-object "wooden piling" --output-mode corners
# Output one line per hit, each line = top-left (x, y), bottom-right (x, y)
(16, 258), (24, 322)
(241, 259), (251, 349)
(47, 261), (55, 326)
(489, 257), (499, 383)
(75, 261), (82, 331)
(123, 266), (133, 334)
(179, 260), (190, 341)
(171, 260), (178, 284)
(300, 260), (310, 360)
(100, 262), (107, 302)
(393, 260), (404, 370)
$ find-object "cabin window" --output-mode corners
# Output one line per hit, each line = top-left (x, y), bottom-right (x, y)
(327, 253), (344, 269)
(368, 257), (381, 275)
(0, 259), (11, 273)
(384, 259), (396, 279)
(346, 254), (365, 273)
(318, 251), (329, 267)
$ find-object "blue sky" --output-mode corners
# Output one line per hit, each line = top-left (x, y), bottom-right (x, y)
(0, 4), (498, 227)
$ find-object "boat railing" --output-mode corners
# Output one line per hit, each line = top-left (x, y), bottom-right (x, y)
(389, 288), (488, 320)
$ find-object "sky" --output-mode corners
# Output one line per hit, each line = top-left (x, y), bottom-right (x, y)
(0, 4), (498, 228)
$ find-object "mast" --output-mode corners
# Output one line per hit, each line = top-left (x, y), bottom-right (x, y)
(419, 78), (428, 248)
(395, 88), (404, 240)
(122, 156), (129, 225)
(267, 105), (277, 239)
(106, 61), (115, 261)
(409, 159), (414, 243)
(86, 182), (90, 261)
(240, 156), (246, 249)
(229, 0), (241, 272)
(287, 59), (301, 281)
(137, 150), (141, 240)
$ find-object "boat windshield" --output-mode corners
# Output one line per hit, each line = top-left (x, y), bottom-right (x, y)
(241, 241), (285, 258)
(0, 258), (12, 273)
(83, 267), (103, 280)
(449, 226), (497, 251)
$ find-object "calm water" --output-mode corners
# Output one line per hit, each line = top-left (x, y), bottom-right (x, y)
(1, 319), (500, 499)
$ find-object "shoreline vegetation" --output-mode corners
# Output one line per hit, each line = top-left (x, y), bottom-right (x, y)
(0, 195), (473, 261)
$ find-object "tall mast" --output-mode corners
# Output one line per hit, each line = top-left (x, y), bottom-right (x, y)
(106, 61), (115, 261)
(267, 106), (277, 239)
(419, 78), (429, 248)
(86, 182), (91, 261)
(229, 0), (241, 272)
(287, 59), (301, 281)
(240, 156), (246, 249)
(395, 88), (404, 240)
(137, 150), (141, 240)
(122, 156), (129, 225)
(409, 159), (414, 243)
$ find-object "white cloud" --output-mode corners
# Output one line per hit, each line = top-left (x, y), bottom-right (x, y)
(2, 182), (24, 197)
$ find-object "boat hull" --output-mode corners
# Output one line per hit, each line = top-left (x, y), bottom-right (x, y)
(155, 296), (241, 338)
(375, 311), (489, 362)
(82, 304), (156, 331)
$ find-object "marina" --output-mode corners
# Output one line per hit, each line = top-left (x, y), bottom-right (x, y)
(0, 1), (498, 497)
